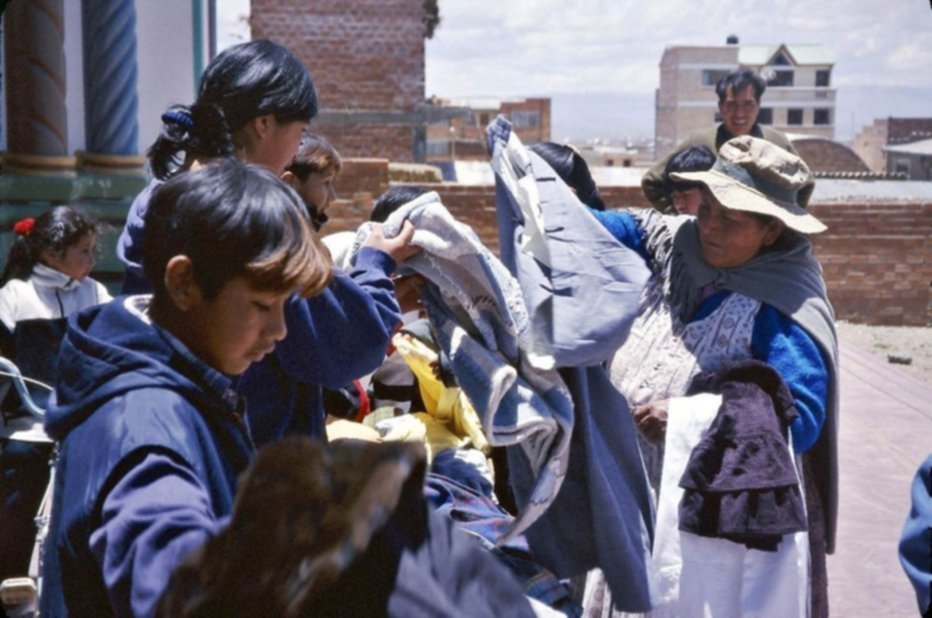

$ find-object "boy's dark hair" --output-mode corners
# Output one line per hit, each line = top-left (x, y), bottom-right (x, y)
(528, 142), (606, 211)
(715, 70), (766, 102)
(143, 159), (331, 301)
(370, 185), (429, 223)
(1, 206), (102, 285)
(663, 146), (716, 193)
(148, 39), (318, 180)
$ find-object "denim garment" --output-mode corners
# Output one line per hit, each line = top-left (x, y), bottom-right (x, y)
(488, 117), (655, 612)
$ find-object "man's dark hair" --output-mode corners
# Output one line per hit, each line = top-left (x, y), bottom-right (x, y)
(715, 70), (766, 102)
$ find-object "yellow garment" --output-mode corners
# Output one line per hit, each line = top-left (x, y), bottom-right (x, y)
(375, 413), (466, 463)
(391, 332), (490, 454)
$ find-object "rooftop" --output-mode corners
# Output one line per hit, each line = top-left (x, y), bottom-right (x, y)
(884, 137), (932, 156)
(738, 44), (833, 66)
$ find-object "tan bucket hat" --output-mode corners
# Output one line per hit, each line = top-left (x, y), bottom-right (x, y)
(671, 136), (826, 234)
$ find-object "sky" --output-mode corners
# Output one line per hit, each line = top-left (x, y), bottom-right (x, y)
(217, 0), (932, 141)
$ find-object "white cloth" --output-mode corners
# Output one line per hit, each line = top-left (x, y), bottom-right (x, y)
(650, 394), (809, 618)
(0, 264), (111, 332)
(351, 192), (574, 544)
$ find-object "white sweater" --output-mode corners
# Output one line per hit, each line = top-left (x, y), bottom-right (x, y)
(0, 263), (112, 332)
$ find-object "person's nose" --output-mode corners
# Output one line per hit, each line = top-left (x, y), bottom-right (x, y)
(267, 306), (288, 342)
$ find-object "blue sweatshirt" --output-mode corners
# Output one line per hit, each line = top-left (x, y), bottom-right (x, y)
(43, 297), (252, 617)
(116, 180), (402, 445)
(592, 210), (828, 453)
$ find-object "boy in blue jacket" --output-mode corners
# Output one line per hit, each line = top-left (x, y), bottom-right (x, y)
(41, 160), (333, 617)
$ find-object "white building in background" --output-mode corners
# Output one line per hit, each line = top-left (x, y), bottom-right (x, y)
(654, 37), (836, 160)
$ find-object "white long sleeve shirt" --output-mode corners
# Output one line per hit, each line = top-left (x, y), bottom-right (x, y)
(0, 263), (112, 332)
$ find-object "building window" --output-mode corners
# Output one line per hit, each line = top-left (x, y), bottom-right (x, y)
(787, 109), (803, 125)
(510, 110), (540, 129)
(816, 69), (831, 87)
(702, 69), (731, 87)
(767, 69), (794, 87)
(479, 112), (490, 126)
(757, 108), (773, 125)
(771, 52), (792, 66)
(814, 109), (831, 125)
(426, 141), (448, 157)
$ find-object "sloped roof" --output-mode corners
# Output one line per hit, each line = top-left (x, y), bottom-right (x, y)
(739, 44), (833, 66)
(884, 137), (932, 156)
(791, 137), (870, 174)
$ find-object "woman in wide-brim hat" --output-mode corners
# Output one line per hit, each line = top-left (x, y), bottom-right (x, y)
(588, 135), (838, 617)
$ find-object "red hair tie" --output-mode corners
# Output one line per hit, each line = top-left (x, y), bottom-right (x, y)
(13, 218), (35, 236)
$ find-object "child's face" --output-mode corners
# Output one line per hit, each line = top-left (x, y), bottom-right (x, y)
(696, 191), (783, 269)
(670, 187), (702, 216)
(44, 232), (97, 282)
(250, 118), (310, 175)
(185, 276), (290, 375)
(295, 169), (338, 223)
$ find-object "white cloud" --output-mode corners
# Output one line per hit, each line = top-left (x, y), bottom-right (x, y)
(426, 0), (932, 98)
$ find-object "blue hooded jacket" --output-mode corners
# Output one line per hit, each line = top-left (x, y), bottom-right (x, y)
(41, 297), (255, 617)
(118, 181), (402, 445)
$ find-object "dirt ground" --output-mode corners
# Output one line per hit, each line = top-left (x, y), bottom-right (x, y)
(836, 320), (932, 385)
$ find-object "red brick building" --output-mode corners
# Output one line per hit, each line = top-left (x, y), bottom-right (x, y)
(250, 0), (428, 162)
(424, 97), (552, 162)
(852, 117), (932, 173)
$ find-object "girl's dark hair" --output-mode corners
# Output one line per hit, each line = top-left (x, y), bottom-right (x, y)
(143, 159), (332, 302)
(1, 206), (102, 285)
(148, 39), (318, 180)
(529, 142), (606, 211)
(370, 185), (429, 223)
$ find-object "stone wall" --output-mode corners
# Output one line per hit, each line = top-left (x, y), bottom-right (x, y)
(329, 159), (931, 326)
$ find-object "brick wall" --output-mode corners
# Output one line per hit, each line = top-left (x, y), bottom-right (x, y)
(250, 0), (425, 162)
(330, 160), (931, 326)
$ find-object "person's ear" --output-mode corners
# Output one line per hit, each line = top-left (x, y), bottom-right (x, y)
(163, 255), (202, 311)
(251, 114), (275, 141)
(281, 169), (300, 190)
(762, 219), (786, 246)
(40, 249), (63, 270)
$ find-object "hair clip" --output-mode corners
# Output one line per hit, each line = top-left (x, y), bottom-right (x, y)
(13, 217), (35, 236)
(161, 109), (195, 129)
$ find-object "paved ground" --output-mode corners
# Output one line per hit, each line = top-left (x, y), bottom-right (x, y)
(827, 338), (931, 617)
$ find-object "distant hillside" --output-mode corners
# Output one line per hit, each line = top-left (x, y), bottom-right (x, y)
(551, 91), (655, 142)
(551, 86), (932, 144)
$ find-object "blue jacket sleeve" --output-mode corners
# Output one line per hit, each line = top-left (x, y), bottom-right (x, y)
(274, 247), (402, 389)
(117, 181), (160, 277)
(590, 210), (651, 263)
(899, 454), (932, 617)
(89, 451), (223, 618)
(752, 304), (829, 453)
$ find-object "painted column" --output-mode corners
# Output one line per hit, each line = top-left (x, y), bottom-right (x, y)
(80, 0), (144, 173)
(2, 0), (74, 174)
